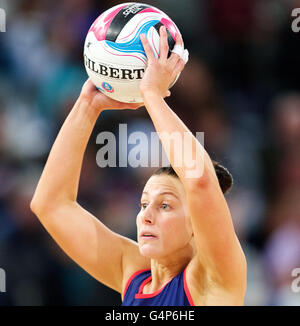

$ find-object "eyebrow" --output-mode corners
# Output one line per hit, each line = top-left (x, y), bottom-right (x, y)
(142, 191), (179, 200)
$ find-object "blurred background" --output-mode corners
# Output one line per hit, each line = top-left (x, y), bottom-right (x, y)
(0, 0), (300, 306)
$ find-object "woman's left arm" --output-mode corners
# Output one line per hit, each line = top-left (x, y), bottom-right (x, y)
(140, 27), (247, 293)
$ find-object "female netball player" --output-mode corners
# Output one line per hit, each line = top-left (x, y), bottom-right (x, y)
(30, 26), (247, 306)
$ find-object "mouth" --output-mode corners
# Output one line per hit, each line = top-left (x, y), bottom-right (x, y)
(140, 232), (158, 240)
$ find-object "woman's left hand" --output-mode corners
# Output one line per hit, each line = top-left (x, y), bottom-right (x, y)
(139, 26), (186, 98)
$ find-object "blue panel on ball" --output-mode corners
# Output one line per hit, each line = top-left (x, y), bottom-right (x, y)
(104, 19), (159, 57)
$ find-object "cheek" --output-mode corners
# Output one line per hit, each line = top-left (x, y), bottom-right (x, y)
(136, 214), (142, 234)
(160, 215), (191, 243)
(136, 211), (143, 225)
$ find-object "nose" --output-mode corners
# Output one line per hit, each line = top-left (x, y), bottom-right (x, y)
(140, 205), (155, 225)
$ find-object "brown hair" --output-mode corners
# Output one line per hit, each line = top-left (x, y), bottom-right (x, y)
(153, 161), (233, 194)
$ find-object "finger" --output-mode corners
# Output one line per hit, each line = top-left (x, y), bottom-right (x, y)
(81, 78), (99, 96)
(83, 78), (90, 86)
(182, 49), (189, 64)
(173, 58), (185, 76)
(169, 32), (184, 64)
(159, 25), (169, 61)
(140, 34), (155, 62)
(82, 78), (93, 90)
(175, 32), (184, 48)
(168, 49), (182, 66)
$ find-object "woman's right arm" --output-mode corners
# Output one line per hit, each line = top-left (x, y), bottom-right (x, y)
(30, 80), (149, 294)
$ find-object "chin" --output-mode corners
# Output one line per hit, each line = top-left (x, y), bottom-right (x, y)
(139, 243), (163, 259)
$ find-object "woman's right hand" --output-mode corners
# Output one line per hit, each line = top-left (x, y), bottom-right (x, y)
(79, 78), (143, 112)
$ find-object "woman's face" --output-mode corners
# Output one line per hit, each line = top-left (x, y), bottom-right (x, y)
(136, 174), (193, 259)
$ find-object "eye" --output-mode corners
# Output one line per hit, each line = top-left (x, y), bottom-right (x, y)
(140, 202), (148, 210)
(161, 203), (169, 210)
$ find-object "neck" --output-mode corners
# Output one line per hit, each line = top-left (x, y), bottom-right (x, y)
(148, 243), (195, 291)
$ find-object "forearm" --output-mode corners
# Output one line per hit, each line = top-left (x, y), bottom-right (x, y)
(142, 91), (217, 187)
(31, 97), (103, 211)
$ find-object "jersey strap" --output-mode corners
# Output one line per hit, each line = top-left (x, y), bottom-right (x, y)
(122, 267), (194, 306)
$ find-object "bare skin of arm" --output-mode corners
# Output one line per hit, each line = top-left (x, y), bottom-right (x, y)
(139, 26), (247, 305)
(30, 81), (150, 295)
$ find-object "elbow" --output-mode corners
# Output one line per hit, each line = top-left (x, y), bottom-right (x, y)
(184, 169), (215, 192)
(30, 197), (58, 223)
(30, 196), (46, 218)
(30, 192), (55, 218)
(30, 192), (75, 218)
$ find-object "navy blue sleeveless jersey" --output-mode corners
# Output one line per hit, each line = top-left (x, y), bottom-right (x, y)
(122, 268), (194, 306)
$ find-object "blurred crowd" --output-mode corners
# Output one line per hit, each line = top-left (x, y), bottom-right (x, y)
(0, 0), (300, 305)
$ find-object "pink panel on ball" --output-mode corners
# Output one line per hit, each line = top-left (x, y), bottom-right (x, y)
(139, 7), (164, 15)
(89, 4), (128, 41)
(161, 17), (179, 41)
